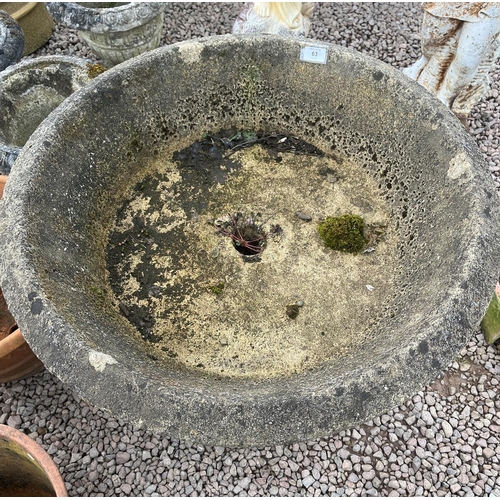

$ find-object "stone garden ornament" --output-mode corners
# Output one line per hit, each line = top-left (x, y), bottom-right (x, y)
(0, 2), (54, 56)
(404, 2), (500, 124)
(232, 2), (315, 37)
(0, 11), (24, 71)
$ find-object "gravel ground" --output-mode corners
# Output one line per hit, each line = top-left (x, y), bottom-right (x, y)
(2, 2), (500, 497)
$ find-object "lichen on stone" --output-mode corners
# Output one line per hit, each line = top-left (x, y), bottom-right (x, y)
(318, 214), (367, 253)
(86, 63), (107, 79)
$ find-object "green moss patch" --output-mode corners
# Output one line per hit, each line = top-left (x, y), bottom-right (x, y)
(318, 214), (367, 253)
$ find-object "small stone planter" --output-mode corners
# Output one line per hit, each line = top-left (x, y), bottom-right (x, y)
(1, 35), (499, 446)
(46, 2), (167, 67)
(0, 55), (97, 174)
(0, 11), (24, 71)
(0, 424), (67, 496)
(0, 2), (53, 55)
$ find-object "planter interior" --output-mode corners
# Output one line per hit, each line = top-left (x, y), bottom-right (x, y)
(1, 35), (499, 446)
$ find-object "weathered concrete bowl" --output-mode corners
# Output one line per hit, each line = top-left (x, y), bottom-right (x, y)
(0, 55), (96, 173)
(1, 35), (499, 446)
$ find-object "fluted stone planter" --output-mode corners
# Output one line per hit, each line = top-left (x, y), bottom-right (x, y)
(46, 2), (167, 67)
(1, 35), (499, 446)
(0, 11), (24, 71)
(0, 55), (97, 174)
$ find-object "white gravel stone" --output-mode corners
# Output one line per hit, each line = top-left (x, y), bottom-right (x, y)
(302, 475), (315, 489)
(363, 470), (377, 481)
(442, 421), (454, 438)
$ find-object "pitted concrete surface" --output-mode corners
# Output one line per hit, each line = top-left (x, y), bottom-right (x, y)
(1, 31), (499, 448)
(0, 14), (500, 500)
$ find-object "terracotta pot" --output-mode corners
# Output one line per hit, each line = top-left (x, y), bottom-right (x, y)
(0, 174), (44, 383)
(0, 2), (53, 55)
(0, 424), (67, 496)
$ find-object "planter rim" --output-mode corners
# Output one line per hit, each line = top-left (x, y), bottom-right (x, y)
(0, 424), (68, 496)
(46, 2), (168, 34)
(1, 34), (499, 446)
(0, 175), (44, 381)
(0, 53), (93, 80)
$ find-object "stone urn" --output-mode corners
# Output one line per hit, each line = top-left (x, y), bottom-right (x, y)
(0, 10), (24, 71)
(1, 35), (499, 447)
(0, 424), (67, 496)
(0, 2), (53, 55)
(0, 55), (99, 174)
(46, 2), (167, 67)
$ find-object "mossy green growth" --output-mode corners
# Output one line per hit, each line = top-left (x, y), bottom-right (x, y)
(210, 282), (225, 295)
(318, 214), (367, 253)
(481, 287), (500, 345)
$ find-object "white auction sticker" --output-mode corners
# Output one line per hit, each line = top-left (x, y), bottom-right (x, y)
(300, 46), (328, 64)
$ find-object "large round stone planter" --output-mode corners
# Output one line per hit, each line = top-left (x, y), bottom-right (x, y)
(0, 55), (96, 174)
(1, 35), (499, 447)
(46, 2), (167, 67)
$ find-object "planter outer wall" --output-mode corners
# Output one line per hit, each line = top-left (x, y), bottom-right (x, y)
(1, 35), (499, 447)
(0, 174), (44, 382)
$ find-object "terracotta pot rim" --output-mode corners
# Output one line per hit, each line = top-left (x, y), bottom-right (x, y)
(0, 424), (68, 496)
